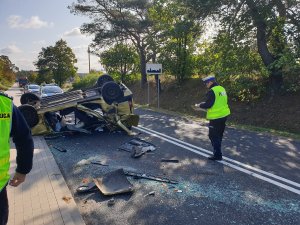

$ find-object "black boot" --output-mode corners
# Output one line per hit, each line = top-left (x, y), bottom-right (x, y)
(207, 155), (222, 161)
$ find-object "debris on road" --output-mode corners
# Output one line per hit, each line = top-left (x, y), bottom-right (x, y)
(91, 160), (109, 166)
(107, 198), (115, 206)
(144, 191), (155, 197)
(124, 170), (178, 184)
(76, 181), (97, 194)
(93, 169), (134, 195)
(118, 137), (156, 157)
(51, 145), (67, 152)
(161, 159), (179, 163)
(62, 196), (72, 203)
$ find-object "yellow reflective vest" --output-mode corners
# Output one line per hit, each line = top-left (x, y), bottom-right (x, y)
(0, 95), (12, 191)
(206, 86), (230, 120)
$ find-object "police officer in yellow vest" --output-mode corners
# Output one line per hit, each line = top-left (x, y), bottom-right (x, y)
(0, 92), (33, 225)
(195, 76), (230, 160)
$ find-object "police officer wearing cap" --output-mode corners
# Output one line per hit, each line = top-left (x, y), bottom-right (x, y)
(195, 76), (230, 160)
(0, 92), (34, 225)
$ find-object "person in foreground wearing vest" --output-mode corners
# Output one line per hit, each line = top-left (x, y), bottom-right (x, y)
(0, 92), (34, 225)
(195, 76), (230, 161)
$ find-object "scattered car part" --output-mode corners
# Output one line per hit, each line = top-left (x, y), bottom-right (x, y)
(93, 169), (134, 196)
(107, 198), (115, 206)
(119, 138), (156, 153)
(131, 145), (155, 158)
(124, 171), (178, 184)
(90, 161), (109, 166)
(144, 191), (155, 197)
(76, 182), (98, 194)
(52, 146), (67, 153)
(161, 159), (179, 163)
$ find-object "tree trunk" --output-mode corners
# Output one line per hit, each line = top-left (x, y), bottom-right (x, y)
(139, 48), (147, 87)
(246, 0), (284, 94)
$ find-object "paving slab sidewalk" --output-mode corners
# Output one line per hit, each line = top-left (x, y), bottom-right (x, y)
(5, 84), (85, 225)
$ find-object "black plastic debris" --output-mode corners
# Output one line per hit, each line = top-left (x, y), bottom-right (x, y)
(52, 146), (67, 153)
(76, 181), (97, 194)
(91, 160), (109, 166)
(124, 170), (178, 184)
(107, 198), (115, 206)
(161, 159), (179, 163)
(93, 169), (134, 195)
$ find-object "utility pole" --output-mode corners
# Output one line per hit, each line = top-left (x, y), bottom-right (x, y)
(88, 46), (91, 73)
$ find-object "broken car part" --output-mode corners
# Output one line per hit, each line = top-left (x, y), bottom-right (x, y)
(124, 171), (178, 184)
(93, 169), (134, 195)
(119, 137), (156, 155)
(161, 159), (179, 163)
(76, 182), (98, 194)
(90, 161), (109, 166)
(52, 146), (67, 153)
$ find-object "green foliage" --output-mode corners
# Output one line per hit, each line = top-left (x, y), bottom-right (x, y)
(72, 72), (102, 90)
(16, 70), (38, 83)
(35, 39), (77, 86)
(0, 55), (16, 90)
(100, 43), (138, 82)
(184, 0), (300, 93)
(152, 0), (201, 83)
(196, 33), (267, 77)
(219, 74), (268, 102)
(70, 0), (157, 86)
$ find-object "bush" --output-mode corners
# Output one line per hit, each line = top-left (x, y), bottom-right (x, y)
(219, 73), (268, 102)
(72, 73), (102, 90)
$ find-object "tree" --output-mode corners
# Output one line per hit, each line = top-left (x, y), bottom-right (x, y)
(183, 0), (300, 94)
(69, 0), (158, 87)
(17, 70), (38, 83)
(35, 39), (77, 86)
(151, 0), (201, 83)
(100, 43), (138, 82)
(0, 55), (16, 85)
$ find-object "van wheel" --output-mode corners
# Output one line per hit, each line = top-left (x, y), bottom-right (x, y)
(96, 74), (114, 88)
(18, 104), (39, 128)
(101, 81), (124, 105)
(20, 93), (40, 105)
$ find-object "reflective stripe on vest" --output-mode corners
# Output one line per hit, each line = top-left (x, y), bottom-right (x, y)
(0, 96), (12, 191)
(206, 86), (230, 120)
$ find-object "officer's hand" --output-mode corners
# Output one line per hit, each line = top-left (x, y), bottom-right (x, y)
(194, 103), (200, 107)
(9, 172), (26, 187)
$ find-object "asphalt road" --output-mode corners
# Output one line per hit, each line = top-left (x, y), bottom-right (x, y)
(8, 85), (300, 225)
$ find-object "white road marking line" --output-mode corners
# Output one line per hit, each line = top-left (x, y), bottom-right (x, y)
(138, 125), (300, 188)
(135, 126), (300, 195)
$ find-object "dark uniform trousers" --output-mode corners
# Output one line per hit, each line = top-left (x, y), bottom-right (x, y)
(208, 117), (227, 158)
(0, 186), (9, 225)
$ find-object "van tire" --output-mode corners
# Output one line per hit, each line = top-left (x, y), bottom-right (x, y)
(18, 104), (39, 128)
(20, 93), (40, 105)
(96, 74), (114, 88)
(101, 82), (124, 105)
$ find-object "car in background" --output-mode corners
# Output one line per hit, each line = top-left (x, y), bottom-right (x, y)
(24, 84), (40, 95)
(40, 85), (64, 98)
(18, 77), (29, 88)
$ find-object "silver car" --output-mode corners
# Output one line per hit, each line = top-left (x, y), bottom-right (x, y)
(24, 84), (40, 95)
(40, 85), (64, 98)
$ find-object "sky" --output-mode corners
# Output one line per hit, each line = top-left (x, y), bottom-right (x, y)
(0, 0), (102, 73)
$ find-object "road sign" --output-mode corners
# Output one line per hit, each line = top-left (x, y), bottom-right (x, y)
(146, 63), (162, 74)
